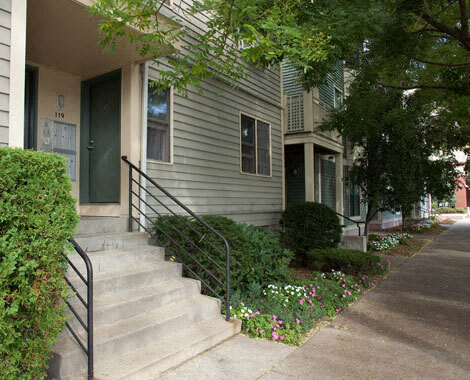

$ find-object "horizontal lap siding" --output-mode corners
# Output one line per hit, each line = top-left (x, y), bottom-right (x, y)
(282, 62), (303, 96)
(147, 70), (283, 228)
(0, 0), (10, 146)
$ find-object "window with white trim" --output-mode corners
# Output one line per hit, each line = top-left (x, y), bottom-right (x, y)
(241, 114), (271, 176)
(334, 87), (343, 108)
(147, 84), (170, 162)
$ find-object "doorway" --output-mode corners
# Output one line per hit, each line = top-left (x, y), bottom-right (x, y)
(80, 70), (121, 204)
(24, 65), (38, 150)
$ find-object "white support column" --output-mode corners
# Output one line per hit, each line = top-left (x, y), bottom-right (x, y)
(8, 0), (27, 148)
(139, 62), (149, 232)
(314, 153), (321, 202)
(335, 153), (344, 223)
(304, 143), (315, 202)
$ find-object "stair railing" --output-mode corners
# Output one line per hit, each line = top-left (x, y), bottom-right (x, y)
(336, 212), (364, 236)
(65, 238), (94, 380)
(121, 156), (231, 321)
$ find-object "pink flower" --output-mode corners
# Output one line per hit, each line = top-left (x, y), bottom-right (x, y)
(272, 315), (277, 321)
(280, 336), (285, 341)
(279, 321), (283, 325)
(354, 297), (358, 300)
(270, 324), (274, 328)
(296, 318), (300, 324)
(246, 328), (249, 331)
(357, 289), (361, 292)
(299, 299), (305, 305)
(334, 294), (338, 297)
(336, 308), (341, 312)
(343, 295), (346, 298)
(259, 330), (264, 334)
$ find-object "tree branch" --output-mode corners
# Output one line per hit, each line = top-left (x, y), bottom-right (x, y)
(419, 11), (470, 50)
(459, 0), (468, 35)
(377, 82), (457, 91)
(404, 54), (470, 67)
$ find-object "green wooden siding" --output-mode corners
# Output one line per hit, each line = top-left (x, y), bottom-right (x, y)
(319, 62), (344, 109)
(285, 145), (305, 205)
(321, 159), (336, 210)
(0, 0), (10, 146)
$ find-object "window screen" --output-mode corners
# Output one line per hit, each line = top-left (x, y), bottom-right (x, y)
(241, 114), (271, 176)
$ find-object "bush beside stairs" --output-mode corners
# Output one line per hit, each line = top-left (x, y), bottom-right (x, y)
(49, 217), (240, 380)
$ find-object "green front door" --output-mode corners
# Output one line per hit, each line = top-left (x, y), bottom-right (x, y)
(80, 70), (121, 204)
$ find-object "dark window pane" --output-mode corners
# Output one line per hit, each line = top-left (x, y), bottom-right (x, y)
(147, 121), (170, 162)
(241, 114), (255, 173)
(257, 120), (270, 175)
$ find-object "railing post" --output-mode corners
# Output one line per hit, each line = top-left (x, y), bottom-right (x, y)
(225, 242), (230, 321)
(128, 165), (133, 232)
(86, 260), (94, 380)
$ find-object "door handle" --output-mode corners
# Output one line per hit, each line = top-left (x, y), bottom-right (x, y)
(87, 140), (94, 150)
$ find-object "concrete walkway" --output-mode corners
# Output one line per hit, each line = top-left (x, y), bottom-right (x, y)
(157, 221), (470, 380)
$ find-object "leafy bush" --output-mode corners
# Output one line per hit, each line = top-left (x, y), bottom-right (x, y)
(305, 248), (390, 276)
(280, 202), (342, 263)
(153, 215), (293, 296)
(434, 207), (466, 214)
(0, 148), (78, 379)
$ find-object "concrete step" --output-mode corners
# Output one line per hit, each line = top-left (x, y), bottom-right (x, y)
(68, 261), (182, 298)
(56, 296), (224, 378)
(91, 317), (241, 380)
(74, 232), (149, 253)
(67, 278), (201, 328)
(67, 245), (165, 275)
(76, 217), (128, 235)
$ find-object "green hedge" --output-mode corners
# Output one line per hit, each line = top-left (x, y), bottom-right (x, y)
(0, 148), (78, 379)
(153, 215), (293, 295)
(305, 248), (388, 276)
(434, 207), (467, 214)
(280, 202), (342, 263)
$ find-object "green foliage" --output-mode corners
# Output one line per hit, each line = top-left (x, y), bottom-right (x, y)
(305, 248), (389, 276)
(0, 147), (78, 379)
(153, 215), (293, 296)
(321, 73), (461, 234)
(279, 202), (342, 262)
(231, 268), (385, 345)
(434, 207), (467, 214)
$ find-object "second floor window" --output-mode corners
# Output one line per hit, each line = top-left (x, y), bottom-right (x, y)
(241, 114), (271, 176)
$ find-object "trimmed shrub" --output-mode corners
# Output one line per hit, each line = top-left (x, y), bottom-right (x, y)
(153, 215), (293, 295)
(0, 147), (78, 379)
(305, 248), (389, 276)
(434, 207), (466, 214)
(280, 202), (342, 263)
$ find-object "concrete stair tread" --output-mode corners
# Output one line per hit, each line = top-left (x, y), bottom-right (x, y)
(94, 277), (199, 308)
(59, 295), (220, 351)
(68, 245), (163, 261)
(74, 231), (147, 240)
(72, 261), (178, 282)
(93, 295), (220, 343)
(92, 317), (240, 380)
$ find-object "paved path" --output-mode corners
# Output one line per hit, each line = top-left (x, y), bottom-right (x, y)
(157, 221), (470, 380)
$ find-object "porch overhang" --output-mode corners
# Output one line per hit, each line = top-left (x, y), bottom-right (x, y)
(26, 0), (176, 78)
(284, 132), (344, 154)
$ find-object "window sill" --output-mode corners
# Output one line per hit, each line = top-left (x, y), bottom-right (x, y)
(147, 159), (174, 166)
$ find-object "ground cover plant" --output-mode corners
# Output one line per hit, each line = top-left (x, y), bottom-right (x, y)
(231, 266), (389, 345)
(405, 220), (446, 235)
(368, 233), (413, 252)
(0, 148), (78, 379)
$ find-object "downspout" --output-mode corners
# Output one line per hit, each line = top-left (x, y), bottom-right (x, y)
(140, 62), (149, 232)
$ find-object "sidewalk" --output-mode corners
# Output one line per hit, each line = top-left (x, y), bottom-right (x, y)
(157, 221), (470, 380)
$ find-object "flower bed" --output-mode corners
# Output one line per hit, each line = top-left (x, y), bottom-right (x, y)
(368, 232), (413, 251)
(231, 266), (390, 345)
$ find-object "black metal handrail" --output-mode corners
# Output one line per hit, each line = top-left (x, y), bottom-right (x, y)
(336, 212), (364, 236)
(65, 238), (93, 380)
(121, 156), (231, 321)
